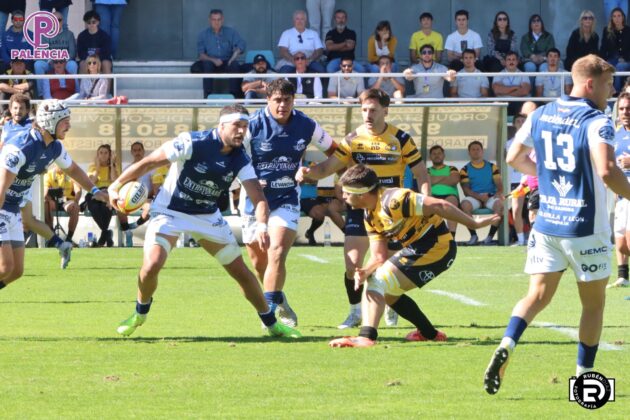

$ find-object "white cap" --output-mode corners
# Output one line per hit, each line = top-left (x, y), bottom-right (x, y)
(36, 99), (71, 136)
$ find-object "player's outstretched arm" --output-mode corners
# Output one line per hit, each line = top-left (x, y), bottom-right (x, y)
(295, 155), (345, 183)
(592, 142), (630, 200)
(63, 162), (108, 203)
(421, 195), (501, 229)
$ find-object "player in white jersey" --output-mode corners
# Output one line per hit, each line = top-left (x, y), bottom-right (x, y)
(109, 105), (301, 339)
(485, 55), (630, 394)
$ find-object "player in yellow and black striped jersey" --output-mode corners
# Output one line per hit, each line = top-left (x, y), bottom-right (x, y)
(296, 89), (430, 330)
(328, 164), (499, 348)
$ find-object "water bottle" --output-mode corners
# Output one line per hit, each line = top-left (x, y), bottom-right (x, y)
(87, 231), (94, 247)
(323, 220), (332, 247)
(125, 230), (133, 247)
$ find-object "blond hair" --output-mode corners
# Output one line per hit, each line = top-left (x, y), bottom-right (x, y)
(571, 54), (615, 82)
(578, 10), (596, 41)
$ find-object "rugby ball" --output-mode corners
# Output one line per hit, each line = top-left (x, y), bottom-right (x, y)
(117, 181), (148, 214)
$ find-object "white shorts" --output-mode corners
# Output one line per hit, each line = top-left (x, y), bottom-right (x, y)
(461, 195), (500, 211)
(524, 229), (612, 282)
(146, 207), (236, 245)
(0, 209), (24, 245)
(241, 204), (300, 244)
(19, 184), (34, 209)
(613, 198), (630, 238)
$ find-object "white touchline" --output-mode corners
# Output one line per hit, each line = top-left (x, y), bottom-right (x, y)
(299, 254), (328, 264)
(427, 290), (487, 307)
(534, 322), (623, 351)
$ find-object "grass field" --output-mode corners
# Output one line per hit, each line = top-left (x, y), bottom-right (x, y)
(0, 245), (628, 418)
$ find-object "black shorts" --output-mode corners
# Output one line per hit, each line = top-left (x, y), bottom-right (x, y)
(390, 226), (456, 288)
(527, 189), (539, 210)
(300, 198), (322, 215)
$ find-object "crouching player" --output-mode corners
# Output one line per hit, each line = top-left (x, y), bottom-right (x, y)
(109, 104), (301, 338)
(329, 164), (500, 347)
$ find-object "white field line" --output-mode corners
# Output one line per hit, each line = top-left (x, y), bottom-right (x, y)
(533, 322), (624, 351)
(299, 254), (328, 264)
(427, 290), (487, 307)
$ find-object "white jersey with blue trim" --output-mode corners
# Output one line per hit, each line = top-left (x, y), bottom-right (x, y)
(614, 125), (630, 178)
(242, 107), (333, 213)
(0, 128), (72, 213)
(152, 129), (256, 215)
(515, 95), (615, 237)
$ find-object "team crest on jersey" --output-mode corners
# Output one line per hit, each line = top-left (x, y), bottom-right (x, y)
(599, 125), (615, 141)
(259, 140), (273, 152)
(354, 153), (366, 163)
(294, 139), (306, 151)
(390, 198), (400, 210)
(194, 162), (209, 174)
(552, 176), (573, 197)
(5, 153), (19, 168)
(173, 139), (184, 152)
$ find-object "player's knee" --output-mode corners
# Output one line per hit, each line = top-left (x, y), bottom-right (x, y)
(214, 243), (241, 265)
(367, 266), (404, 297)
(66, 202), (79, 215)
(267, 243), (289, 264)
(310, 206), (326, 220)
(0, 259), (15, 279)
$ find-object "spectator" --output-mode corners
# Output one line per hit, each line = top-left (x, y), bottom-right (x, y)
(77, 10), (113, 74)
(367, 55), (405, 99)
(241, 54), (278, 103)
(444, 9), (483, 71)
(0, 93), (31, 144)
(460, 140), (504, 245)
(40, 0), (71, 30)
(117, 141), (151, 231)
(92, 0), (127, 59)
(306, 0), (335, 42)
(450, 48), (490, 98)
(197, 9), (244, 98)
(403, 44), (455, 99)
(287, 51), (322, 99)
(1, 10), (33, 71)
(0, 2), (25, 48)
(87, 144), (118, 247)
(34, 11), (77, 99)
(327, 57), (365, 100)
(409, 12), (443, 64)
(367, 20), (398, 73)
(600, 7), (630, 93)
(324, 9), (365, 73)
(44, 164), (81, 243)
(0, 58), (35, 100)
(483, 11), (518, 73)
(46, 59), (78, 99)
(565, 10), (600, 71)
(505, 113), (527, 246)
(492, 51), (530, 115)
(277, 10), (325, 74)
(520, 14), (555, 74)
(428, 145), (460, 235)
(604, 0), (628, 19)
(535, 48), (572, 98)
(68, 54), (109, 100)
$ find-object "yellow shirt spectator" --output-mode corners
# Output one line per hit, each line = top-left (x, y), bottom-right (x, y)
(409, 30), (444, 62)
(44, 168), (77, 201)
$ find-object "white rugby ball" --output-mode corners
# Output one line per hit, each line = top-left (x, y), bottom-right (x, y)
(117, 181), (148, 214)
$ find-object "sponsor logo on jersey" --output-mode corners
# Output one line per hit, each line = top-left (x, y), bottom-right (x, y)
(271, 176), (295, 189)
(183, 177), (221, 197)
(259, 140), (273, 152)
(579, 246), (608, 256)
(194, 162), (208, 174)
(256, 156), (298, 171)
(215, 161), (226, 168)
(552, 176), (573, 197)
(25, 163), (37, 173)
(222, 171), (234, 183)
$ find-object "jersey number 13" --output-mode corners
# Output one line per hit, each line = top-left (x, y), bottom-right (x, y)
(542, 130), (576, 172)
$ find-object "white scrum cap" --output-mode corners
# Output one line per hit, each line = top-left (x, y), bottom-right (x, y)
(36, 99), (71, 135)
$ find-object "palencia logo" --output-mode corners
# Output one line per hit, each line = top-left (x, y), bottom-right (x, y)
(12, 12), (69, 60)
(569, 371), (615, 409)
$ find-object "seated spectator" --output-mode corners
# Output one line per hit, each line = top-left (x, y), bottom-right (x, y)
(46, 59), (78, 100)
(409, 12), (443, 65)
(77, 10), (113, 75)
(93, 0), (127, 59)
(276, 10), (325, 74)
(565, 10), (599, 71)
(483, 11), (518, 72)
(117, 141), (151, 231)
(68, 54), (110, 101)
(600, 7), (630, 92)
(197, 9), (244, 98)
(604, 0), (628, 20)
(1, 10), (33, 72)
(325, 9), (365, 73)
(34, 11), (77, 99)
(44, 164), (81, 243)
(39, 0), (71, 30)
(444, 9), (483, 71)
(505, 113), (527, 246)
(460, 140), (504, 245)
(367, 55), (404, 99)
(520, 14), (555, 74)
(367, 20), (398, 73)
(535, 48), (572, 98)
(403, 44), (455, 99)
(492, 51), (530, 115)
(327, 57), (365, 100)
(288, 52), (322, 99)
(0, 93), (31, 144)
(241, 54), (278, 103)
(450, 49), (489, 98)
(0, 58), (35, 101)
(0, 3), (25, 47)
(86, 144), (118, 247)
(428, 145), (460, 235)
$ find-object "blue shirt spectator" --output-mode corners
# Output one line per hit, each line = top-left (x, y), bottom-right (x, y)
(1, 11), (33, 65)
(197, 15), (246, 62)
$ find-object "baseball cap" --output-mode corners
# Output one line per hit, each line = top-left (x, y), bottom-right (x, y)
(253, 54), (267, 64)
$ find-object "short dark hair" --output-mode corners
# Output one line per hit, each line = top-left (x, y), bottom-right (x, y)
(8, 93), (30, 111)
(377, 55), (392, 65)
(130, 141), (145, 151)
(339, 164), (379, 192)
(468, 140), (483, 150)
(420, 12), (433, 20)
(455, 9), (469, 19)
(266, 79), (295, 98)
(429, 145), (444, 154)
(420, 43), (434, 53)
(462, 48), (476, 58)
(334, 9), (347, 18)
(220, 104), (249, 117)
(359, 88), (390, 108)
(83, 10), (100, 22)
(210, 9), (223, 16)
(505, 50), (519, 59)
(546, 47), (561, 57)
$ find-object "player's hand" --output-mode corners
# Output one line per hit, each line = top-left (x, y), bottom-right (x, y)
(295, 166), (310, 183)
(255, 223), (269, 251)
(354, 267), (369, 291)
(107, 185), (120, 210)
(474, 214), (501, 229)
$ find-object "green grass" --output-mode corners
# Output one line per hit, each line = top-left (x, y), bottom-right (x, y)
(0, 246), (628, 418)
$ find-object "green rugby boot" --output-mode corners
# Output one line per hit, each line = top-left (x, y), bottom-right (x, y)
(116, 312), (146, 336)
(267, 322), (302, 338)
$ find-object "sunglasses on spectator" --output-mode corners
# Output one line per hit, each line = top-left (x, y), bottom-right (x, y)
(582, 16), (594, 20)
(497, 17), (508, 21)
(53, 60), (65, 64)
(12, 17), (24, 22)
(340, 64), (353, 68)
(87, 61), (98, 65)
(421, 50), (433, 55)
(294, 56), (306, 60)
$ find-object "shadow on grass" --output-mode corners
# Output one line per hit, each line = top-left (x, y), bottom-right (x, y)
(0, 335), (324, 344)
(0, 300), (133, 304)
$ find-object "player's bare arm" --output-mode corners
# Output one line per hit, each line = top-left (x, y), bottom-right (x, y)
(506, 140), (537, 176)
(296, 155), (345, 183)
(410, 161), (431, 195)
(592, 142), (630, 199)
(355, 238), (388, 290)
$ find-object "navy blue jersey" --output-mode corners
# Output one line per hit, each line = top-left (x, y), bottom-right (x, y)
(515, 95), (615, 237)
(0, 128), (72, 213)
(614, 125), (630, 177)
(153, 129), (256, 215)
